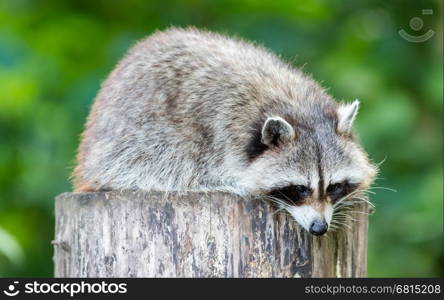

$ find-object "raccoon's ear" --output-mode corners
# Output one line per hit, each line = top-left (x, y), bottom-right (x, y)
(261, 116), (296, 146)
(337, 100), (359, 134)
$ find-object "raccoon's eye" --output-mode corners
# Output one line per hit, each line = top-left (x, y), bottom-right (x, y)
(268, 185), (312, 205)
(327, 181), (356, 202)
(327, 183), (346, 196)
(293, 185), (311, 198)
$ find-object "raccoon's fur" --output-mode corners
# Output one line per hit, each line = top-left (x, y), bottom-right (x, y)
(73, 28), (377, 235)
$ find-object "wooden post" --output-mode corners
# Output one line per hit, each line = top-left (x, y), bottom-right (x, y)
(53, 191), (369, 277)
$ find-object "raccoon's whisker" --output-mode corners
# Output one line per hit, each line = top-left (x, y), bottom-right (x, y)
(332, 217), (353, 222)
(271, 206), (286, 213)
(332, 216), (353, 222)
(331, 220), (349, 225)
(333, 202), (356, 209)
(347, 200), (374, 209)
(254, 197), (276, 210)
(333, 207), (368, 223)
(332, 211), (348, 217)
(331, 213), (352, 221)
(258, 197), (292, 217)
(331, 220), (351, 230)
(351, 195), (373, 202)
(267, 200), (288, 210)
(334, 198), (349, 206)
(335, 192), (374, 208)
(333, 210), (353, 216)
(350, 209), (373, 216)
(337, 205), (359, 211)
(333, 203), (355, 212)
(328, 226), (338, 232)
(260, 194), (284, 206)
(270, 207), (286, 216)
(273, 207), (293, 218)
(275, 210), (292, 218)
(336, 204), (366, 212)
(351, 211), (373, 215)
(331, 217), (349, 222)
(361, 190), (376, 195)
(331, 208), (360, 225)
(276, 192), (298, 207)
(331, 214), (346, 220)
(328, 222), (339, 228)
(260, 195), (292, 211)
(328, 226), (338, 233)
(330, 219), (347, 225)
(334, 200), (355, 207)
(335, 207), (359, 216)
(332, 211), (352, 216)
(372, 156), (387, 169)
(334, 203), (373, 215)
(350, 197), (375, 208)
(332, 210), (351, 217)
(329, 222), (343, 229)
(332, 212), (351, 217)
(265, 195), (290, 207)
(368, 186), (397, 193)
(332, 207), (353, 213)
(348, 189), (367, 197)
(333, 190), (367, 208)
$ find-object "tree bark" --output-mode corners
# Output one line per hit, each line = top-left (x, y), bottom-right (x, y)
(53, 191), (369, 277)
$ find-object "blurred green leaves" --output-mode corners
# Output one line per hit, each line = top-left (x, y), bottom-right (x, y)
(0, 226), (24, 276)
(0, 0), (442, 277)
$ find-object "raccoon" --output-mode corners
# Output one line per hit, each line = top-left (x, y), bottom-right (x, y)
(73, 28), (377, 236)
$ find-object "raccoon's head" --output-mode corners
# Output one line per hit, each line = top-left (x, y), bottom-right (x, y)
(241, 100), (376, 236)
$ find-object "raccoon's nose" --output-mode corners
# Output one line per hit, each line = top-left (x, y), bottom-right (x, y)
(309, 219), (328, 236)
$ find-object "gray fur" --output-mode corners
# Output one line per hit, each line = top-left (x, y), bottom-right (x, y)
(73, 28), (376, 232)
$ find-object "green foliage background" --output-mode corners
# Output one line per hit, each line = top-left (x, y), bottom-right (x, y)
(0, 0), (442, 277)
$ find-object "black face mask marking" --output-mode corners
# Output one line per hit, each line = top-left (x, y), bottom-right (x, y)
(268, 185), (312, 206)
(326, 181), (358, 203)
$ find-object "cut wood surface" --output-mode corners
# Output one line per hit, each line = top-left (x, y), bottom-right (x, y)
(53, 191), (369, 277)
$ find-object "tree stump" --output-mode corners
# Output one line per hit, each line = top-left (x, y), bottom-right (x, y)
(53, 191), (369, 277)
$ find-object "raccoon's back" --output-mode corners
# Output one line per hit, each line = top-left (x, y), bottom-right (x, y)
(73, 28), (315, 192)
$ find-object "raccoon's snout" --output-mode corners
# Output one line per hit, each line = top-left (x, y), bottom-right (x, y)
(309, 219), (328, 236)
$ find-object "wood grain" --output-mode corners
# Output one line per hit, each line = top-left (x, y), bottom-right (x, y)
(53, 191), (368, 277)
